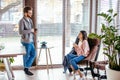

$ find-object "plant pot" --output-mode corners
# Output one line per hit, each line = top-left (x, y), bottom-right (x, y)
(0, 63), (5, 71)
(106, 65), (120, 80)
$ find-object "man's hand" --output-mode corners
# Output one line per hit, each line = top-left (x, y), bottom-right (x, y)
(31, 28), (34, 33)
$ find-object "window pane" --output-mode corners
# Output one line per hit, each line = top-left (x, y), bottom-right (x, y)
(37, 0), (63, 65)
(97, 0), (118, 35)
(97, 0), (118, 61)
(0, 0), (23, 66)
(117, 0), (120, 34)
(65, 0), (90, 54)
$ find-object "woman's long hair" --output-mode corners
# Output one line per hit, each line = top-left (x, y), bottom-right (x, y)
(80, 30), (87, 40)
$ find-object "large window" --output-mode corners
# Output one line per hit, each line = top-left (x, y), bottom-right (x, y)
(0, 0), (23, 66)
(0, 0), (93, 66)
(37, 0), (90, 65)
(37, 0), (63, 64)
(65, 0), (90, 54)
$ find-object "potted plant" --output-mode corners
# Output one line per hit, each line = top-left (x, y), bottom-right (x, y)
(97, 9), (120, 80)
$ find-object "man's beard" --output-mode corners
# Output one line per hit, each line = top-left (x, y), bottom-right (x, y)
(27, 14), (31, 18)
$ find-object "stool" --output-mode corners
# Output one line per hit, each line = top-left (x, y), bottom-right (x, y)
(36, 47), (53, 73)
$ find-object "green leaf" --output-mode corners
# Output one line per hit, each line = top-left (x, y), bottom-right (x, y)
(108, 19), (113, 23)
(108, 9), (113, 13)
(110, 26), (117, 32)
(88, 33), (101, 39)
(97, 13), (109, 19)
(101, 35), (105, 38)
(102, 24), (106, 30)
(107, 16), (111, 21)
(97, 13), (101, 16)
(113, 13), (117, 17)
(9, 57), (14, 64)
(103, 53), (112, 60)
(103, 48), (108, 51)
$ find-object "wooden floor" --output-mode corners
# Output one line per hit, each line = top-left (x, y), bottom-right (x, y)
(0, 68), (107, 80)
(4, 68), (106, 80)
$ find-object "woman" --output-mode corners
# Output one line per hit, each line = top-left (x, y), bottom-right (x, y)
(67, 30), (90, 79)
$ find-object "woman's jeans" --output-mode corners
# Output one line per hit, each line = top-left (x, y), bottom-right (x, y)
(22, 42), (36, 68)
(67, 54), (85, 70)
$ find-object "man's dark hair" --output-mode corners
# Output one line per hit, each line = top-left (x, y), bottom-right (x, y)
(80, 30), (87, 40)
(23, 6), (32, 13)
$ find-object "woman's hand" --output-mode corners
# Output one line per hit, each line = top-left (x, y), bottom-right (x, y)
(73, 43), (77, 47)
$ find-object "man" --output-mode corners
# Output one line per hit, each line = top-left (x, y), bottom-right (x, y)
(19, 6), (36, 76)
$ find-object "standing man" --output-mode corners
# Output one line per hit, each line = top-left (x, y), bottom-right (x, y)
(19, 6), (36, 76)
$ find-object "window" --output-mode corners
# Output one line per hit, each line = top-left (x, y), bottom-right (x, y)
(0, 0), (23, 66)
(37, 0), (63, 64)
(65, 0), (90, 54)
(117, 0), (120, 34)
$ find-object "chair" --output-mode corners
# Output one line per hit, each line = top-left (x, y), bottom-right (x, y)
(90, 60), (108, 80)
(77, 38), (101, 76)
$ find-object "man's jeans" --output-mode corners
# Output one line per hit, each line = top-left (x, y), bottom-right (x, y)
(22, 42), (36, 68)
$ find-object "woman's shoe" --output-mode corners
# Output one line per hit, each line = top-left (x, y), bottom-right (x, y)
(81, 76), (86, 80)
(79, 74), (86, 80)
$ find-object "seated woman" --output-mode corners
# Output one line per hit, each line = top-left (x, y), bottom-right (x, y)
(64, 30), (90, 79)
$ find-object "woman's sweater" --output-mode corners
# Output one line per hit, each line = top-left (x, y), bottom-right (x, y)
(74, 40), (90, 57)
